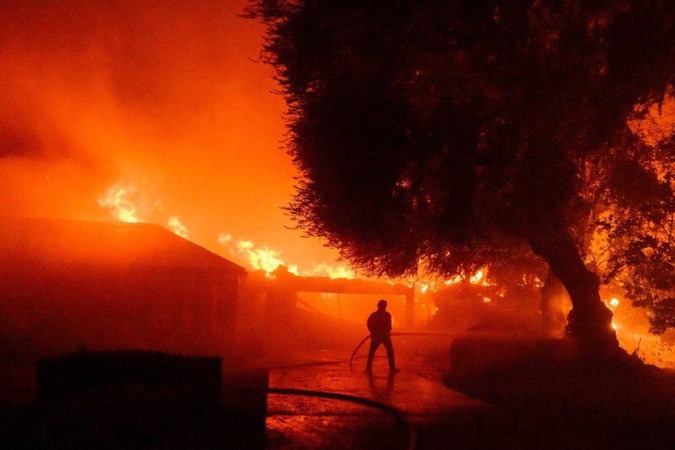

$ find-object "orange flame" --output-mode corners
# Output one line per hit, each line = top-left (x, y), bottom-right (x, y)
(99, 181), (191, 240)
(301, 263), (355, 279)
(99, 182), (355, 278)
(217, 232), (355, 279)
(98, 181), (139, 223)
(167, 216), (189, 239)
(469, 269), (485, 284)
(218, 233), (283, 276)
(436, 268), (488, 289)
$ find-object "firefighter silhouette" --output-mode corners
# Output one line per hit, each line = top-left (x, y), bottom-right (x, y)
(366, 299), (396, 372)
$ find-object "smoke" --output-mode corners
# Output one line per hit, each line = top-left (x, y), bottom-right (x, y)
(0, 0), (341, 268)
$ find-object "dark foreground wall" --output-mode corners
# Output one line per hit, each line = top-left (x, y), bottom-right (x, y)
(0, 351), (269, 449)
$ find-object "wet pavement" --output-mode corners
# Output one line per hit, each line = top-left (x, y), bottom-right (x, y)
(265, 356), (494, 449)
(261, 343), (675, 450)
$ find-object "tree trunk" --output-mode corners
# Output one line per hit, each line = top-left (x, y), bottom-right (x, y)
(530, 235), (618, 350)
(539, 269), (569, 336)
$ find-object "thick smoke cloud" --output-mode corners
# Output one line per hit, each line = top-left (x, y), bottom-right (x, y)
(0, 0), (339, 268)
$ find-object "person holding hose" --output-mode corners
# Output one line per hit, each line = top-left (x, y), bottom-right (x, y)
(366, 299), (397, 373)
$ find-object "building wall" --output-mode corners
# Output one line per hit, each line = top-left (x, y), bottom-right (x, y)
(0, 263), (239, 363)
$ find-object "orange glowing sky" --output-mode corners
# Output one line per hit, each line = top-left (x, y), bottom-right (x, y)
(0, 0), (342, 271)
(2, 1), (673, 277)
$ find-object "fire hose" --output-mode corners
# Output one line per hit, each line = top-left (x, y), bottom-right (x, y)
(261, 332), (465, 449)
(349, 331), (463, 369)
(261, 332), (476, 449)
(267, 387), (417, 450)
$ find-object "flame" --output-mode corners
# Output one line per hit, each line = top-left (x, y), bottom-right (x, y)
(98, 181), (139, 223)
(99, 181), (191, 239)
(217, 232), (355, 278)
(167, 216), (189, 239)
(218, 233), (283, 276)
(238, 240), (285, 275)
(95, 181), (355, 279)
(470, 269), (484, 284)
(443, 275), (463, 285)
(301, 263), (355, 279)
(440, 269), (486, 286)
(603, 297), (621, 310)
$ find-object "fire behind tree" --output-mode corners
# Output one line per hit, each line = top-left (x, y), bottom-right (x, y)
(249, 0), (675, 350)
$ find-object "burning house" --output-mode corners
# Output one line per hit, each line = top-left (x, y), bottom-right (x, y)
(0, 217), (246, 361)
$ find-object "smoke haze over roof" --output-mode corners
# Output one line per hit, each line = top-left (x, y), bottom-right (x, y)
(0, 0), (341, 270)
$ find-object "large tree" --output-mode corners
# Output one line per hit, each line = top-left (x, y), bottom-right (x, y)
(250, 0), (675, 349)
(595, 133), (675, 334)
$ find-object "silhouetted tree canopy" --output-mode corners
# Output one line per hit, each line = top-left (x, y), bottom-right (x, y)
(594, 131), (675, 334)
(250, 0), (675, 347)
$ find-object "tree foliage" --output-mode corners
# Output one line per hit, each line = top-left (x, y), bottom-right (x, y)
(249, 0), (675, 345)
(595, 131), (675, 334)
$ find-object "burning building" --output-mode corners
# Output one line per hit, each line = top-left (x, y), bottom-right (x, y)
(0, 217), (246, 361)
